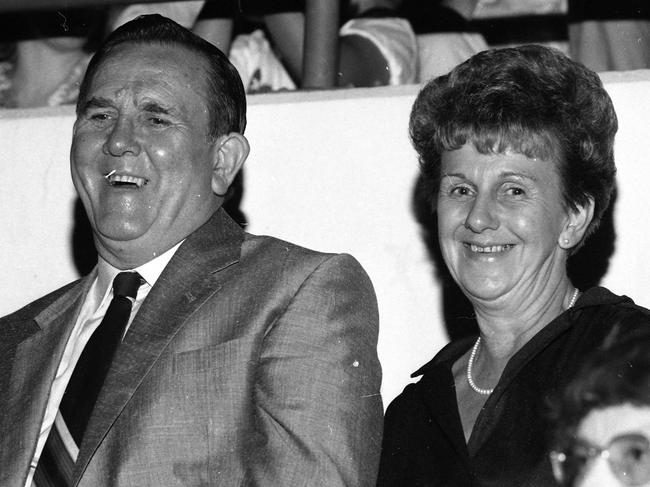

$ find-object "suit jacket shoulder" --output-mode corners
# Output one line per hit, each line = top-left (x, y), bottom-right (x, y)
(241, 231), (373, 284)
(0, 278), (85, 352)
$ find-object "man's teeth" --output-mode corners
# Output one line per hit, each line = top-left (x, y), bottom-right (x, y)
(468, 244), (514, 253)
(106, 173), (149, 188)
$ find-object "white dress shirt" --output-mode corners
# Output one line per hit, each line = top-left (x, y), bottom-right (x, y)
(27, 242), (183, 487)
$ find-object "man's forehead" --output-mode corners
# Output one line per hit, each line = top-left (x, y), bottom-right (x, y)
(100, 43), (199, 74)
(83, 43), (210, 104)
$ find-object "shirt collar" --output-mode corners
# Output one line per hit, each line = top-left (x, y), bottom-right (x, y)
(96, 240), (185, 299)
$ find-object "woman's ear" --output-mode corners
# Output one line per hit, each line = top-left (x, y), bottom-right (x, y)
(558, 197), (595, 250)
(211, 133), (250, 197)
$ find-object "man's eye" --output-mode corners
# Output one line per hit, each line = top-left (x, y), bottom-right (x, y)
(89, 113), (110, 121)
(148, 117), (169, 126)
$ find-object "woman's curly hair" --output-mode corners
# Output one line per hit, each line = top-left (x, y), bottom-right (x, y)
(410, 44), (618, 244)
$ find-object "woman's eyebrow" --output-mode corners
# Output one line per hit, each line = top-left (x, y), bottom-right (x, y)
(441, 172), (466, 179)
(500, 170), (538, 182)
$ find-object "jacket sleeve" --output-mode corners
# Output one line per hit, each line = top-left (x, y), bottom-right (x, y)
(249, 253), (383, 487)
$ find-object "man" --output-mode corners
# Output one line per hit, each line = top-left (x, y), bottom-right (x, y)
(0, 14), (383, 487)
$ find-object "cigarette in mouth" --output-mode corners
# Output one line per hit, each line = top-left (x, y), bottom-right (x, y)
(104, 170), (116, 180)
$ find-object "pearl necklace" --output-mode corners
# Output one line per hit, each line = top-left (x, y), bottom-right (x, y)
(467, 337), (493, 395)
(466, 287), (581, 395)
(567, 287), (580, 309)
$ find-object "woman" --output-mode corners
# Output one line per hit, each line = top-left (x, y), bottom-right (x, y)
(549, 336), (650, 486)
(377, 45), (650, 485)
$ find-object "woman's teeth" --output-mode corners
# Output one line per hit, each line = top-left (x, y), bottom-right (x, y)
(468, 244), (514, 253)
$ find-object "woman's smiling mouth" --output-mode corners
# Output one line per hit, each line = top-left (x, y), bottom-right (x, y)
(465, 243), (515, 253)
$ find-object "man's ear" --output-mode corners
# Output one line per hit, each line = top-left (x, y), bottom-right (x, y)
(211, 133), (250, 197)
(558, 197), (595, 250)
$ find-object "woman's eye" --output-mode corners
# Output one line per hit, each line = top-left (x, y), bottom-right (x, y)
(505, 186), (525, 196)
(450, 186), (472, 197)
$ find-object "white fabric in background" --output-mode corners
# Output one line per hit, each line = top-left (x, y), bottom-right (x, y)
(340, 17), (418, 85)
(111, 1), (205, 30)
(416, 32), (488, 82)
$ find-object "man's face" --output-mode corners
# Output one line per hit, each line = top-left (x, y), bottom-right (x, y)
(71, 43), (221, 268)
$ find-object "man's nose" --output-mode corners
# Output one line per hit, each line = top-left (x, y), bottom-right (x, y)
(103, 118), (141, 157)
(464, 193), (499, 233)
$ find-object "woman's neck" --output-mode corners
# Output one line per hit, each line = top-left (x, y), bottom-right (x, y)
(472, 279), (577, 362)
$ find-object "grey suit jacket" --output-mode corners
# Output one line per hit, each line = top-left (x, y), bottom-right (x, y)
(0, 209), (383, 486)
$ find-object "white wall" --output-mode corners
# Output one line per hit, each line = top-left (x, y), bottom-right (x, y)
(1, 76), (649, 405)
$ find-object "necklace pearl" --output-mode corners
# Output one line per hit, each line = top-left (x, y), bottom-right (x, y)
(466, 287), (581, 395)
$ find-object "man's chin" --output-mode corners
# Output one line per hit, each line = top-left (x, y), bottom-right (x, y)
(94, 220), (151, 243)
(93, 231), (156, 269)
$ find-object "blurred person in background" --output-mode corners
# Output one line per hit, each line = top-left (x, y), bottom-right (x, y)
(549, 336), (650, 486)
(108, 0), (204, 30)
(569, 0), (650, 72)
(0, 7), (105, 108)
(400, 0), (488, 82)
(335, 0), (417, 87)
(191, 0), (416, 92)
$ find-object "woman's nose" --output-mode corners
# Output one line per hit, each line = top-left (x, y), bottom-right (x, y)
(103, 118), (141, 157)
(464, 194), (499, 232)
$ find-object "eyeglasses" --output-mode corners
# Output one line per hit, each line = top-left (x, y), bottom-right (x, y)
(550, 433), (650, 486)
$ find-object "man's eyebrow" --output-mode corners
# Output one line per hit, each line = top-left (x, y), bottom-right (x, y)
(140, 101), (178, 116)
(79, 97), (113, 113)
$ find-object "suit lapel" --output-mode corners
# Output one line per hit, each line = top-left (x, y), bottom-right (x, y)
(0, 277), (91, 487)
(75, 209), (244, 481)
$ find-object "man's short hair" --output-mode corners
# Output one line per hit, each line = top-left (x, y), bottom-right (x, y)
(77, 14), (247, 137)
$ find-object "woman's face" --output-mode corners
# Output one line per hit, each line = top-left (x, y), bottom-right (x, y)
(574, 404), (650, 486)
(437, 143), (571, 305)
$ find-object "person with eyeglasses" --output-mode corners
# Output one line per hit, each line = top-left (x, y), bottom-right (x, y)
(549, 336), (650, 486)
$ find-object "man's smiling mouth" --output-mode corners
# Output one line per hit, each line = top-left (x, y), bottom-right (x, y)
(104, 170), (149, 188)
(465, 244), (515, 253)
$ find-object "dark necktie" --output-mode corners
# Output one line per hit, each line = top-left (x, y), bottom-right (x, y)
(59, 271), (143, 446)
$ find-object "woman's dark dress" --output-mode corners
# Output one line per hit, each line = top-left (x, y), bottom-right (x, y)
(377, 287), (650, 486)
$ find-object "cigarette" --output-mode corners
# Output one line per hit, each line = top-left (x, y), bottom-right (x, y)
(104, 170), (116, 179)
